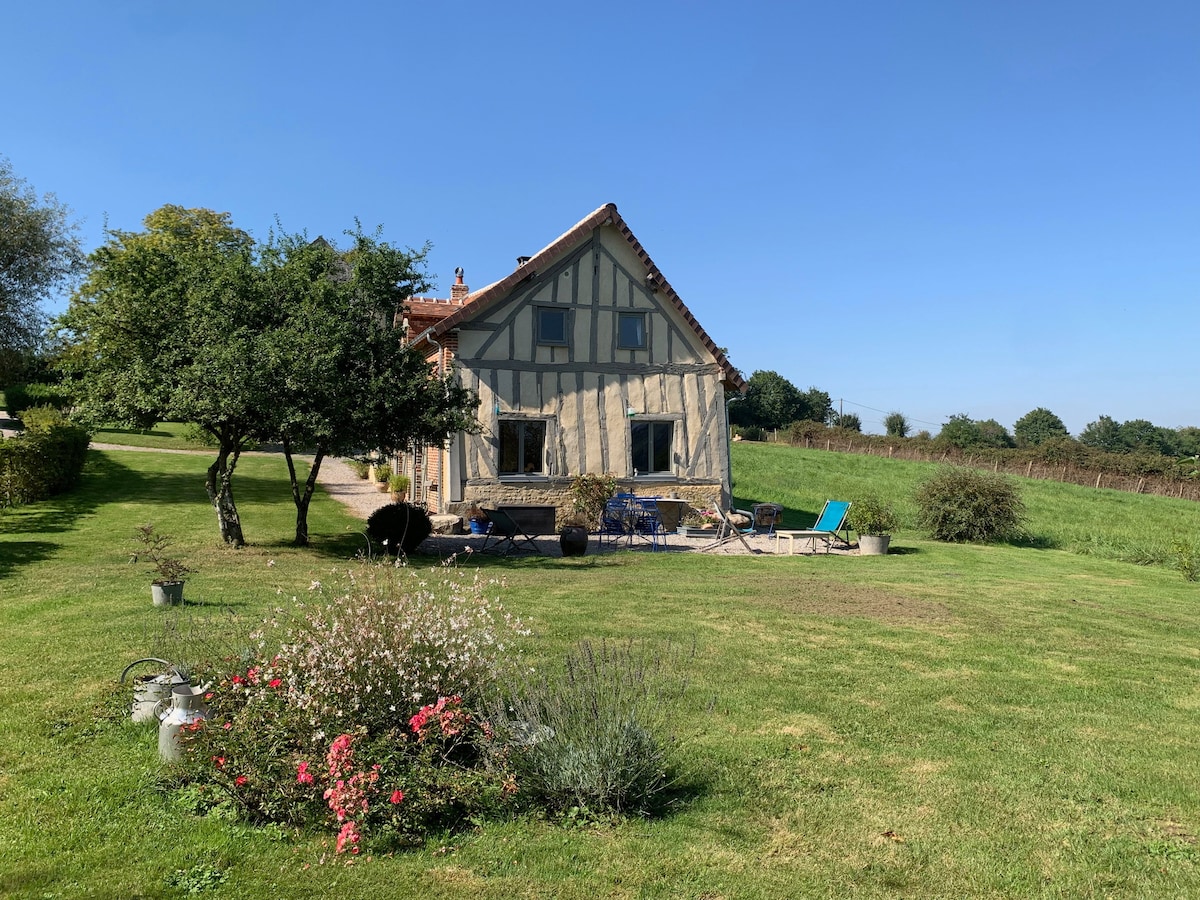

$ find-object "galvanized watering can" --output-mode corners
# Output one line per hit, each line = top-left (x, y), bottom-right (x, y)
(120, 657), (188, 724)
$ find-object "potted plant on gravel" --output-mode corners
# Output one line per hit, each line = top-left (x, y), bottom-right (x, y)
(849, 494), (899, 555)
(131, 522), (195, 606)
(388, 472), (410, 502)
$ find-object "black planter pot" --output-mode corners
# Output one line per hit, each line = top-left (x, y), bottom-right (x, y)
(559, 526), (589, 557)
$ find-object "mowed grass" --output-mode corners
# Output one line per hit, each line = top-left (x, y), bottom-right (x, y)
(2, 444), (1200, 897)
(732, 441), (1200, 568)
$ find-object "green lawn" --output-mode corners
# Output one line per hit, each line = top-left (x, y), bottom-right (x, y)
(2, 444), (1200, 897)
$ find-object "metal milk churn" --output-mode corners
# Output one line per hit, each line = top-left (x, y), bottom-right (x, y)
(120, 658), (188, 724)
(156, 683), (209, 761)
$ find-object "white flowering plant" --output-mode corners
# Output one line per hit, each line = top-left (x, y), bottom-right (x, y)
(174, 562), (530, 839)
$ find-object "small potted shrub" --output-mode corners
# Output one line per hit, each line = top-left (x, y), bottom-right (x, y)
(131, 522), (195, 605)
(849, 494), (898, 555)
(466, 503), (491, 535)
(388, 472), (410, 502)
(373, 464), (392, 492)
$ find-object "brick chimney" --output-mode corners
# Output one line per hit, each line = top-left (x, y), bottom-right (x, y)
(450, 266), (469, 304)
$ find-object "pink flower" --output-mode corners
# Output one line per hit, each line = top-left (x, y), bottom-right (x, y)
(389, 790), (404, 804)
(268, 678), (282, 689)
(297, 762), (314, 785)
(212, 756), (225, 769)
(246, 667), (260, 684)
(231, 675), (244, 685)
(235, 775), (247, 786)
(223, 722), (232, 730)
(335, 821), (361, 855)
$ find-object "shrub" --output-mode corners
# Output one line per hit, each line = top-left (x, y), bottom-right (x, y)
(489, 639), (684, 817)
(4, 382), (73, 419)
(346, 459), (370, 479)
(367, 502), (432, 555)
(0, 418), (90, 508)
(256, 564), (527, 737)
(175, 564), (529, 841)
(737, 425), (766, 442)
(387, 472), (410, 495)
(914, 467), (1026, 543)
(569, 472), (617, 529)
(849, 494), (899, 536)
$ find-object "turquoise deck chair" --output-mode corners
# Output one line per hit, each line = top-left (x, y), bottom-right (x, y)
(788, 500), (852, 552)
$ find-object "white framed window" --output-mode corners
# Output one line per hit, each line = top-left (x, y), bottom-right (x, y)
(617, 312), (647, 349)
(498, 419), (546, 475)
(631, 420), (673, 474)
(536, 307), (568, 345)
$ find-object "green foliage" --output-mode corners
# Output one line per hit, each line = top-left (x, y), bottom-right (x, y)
(4, 381), (73, 418)
(490, 640), (683, 817)
(173, 566), (526, 843)
(1172, 538), (1199, 582)
(831, 411), (862, 432)
(129, 522), (194, 583)
(0, 156), (85, 368)
(731, 373), (833, 431)
(884, 411), (910, 438)
(849, 493), (899, 535)
(1013, 407), (1069, 447)
(163, 863), (228, 894)
(736, 424), (765, 441)
(732, 370), (804, 430)
(0, 415), (90, 507)
(936, 414), (1014, 450)
(346, 458), (370, 478)
(569, 472), (617, 529)
(914, 466), (1027, 543)
(367, 501), (433, 554)
(1079, 414), (1124, 452)
(388, 472), (410, 495)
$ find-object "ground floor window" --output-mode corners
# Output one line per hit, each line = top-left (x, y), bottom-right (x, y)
(499, 419), (546, 475)
(631, 420), (673, 474)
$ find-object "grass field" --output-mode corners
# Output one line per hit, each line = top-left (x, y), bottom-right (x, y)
(2, 443), (1200, 898)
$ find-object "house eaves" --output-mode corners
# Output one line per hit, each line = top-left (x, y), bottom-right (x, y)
(430, 203), (746, 393)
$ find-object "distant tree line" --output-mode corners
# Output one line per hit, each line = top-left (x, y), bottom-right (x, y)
(728, 372), (1200, 476)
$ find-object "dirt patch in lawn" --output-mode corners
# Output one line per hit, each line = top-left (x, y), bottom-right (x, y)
(753, 577), (956, 627)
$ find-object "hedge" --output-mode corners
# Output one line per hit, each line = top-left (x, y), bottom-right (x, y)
(0, 420), (91, 508)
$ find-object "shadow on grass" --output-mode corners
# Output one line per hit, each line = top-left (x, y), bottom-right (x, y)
(0, 539), (61, 576)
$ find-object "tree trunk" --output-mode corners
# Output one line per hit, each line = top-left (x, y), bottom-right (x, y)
(205, 443), (245, 547)
(283, 437), (326, 547)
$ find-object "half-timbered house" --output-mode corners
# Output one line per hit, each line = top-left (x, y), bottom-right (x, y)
(400, 203), (745, 527)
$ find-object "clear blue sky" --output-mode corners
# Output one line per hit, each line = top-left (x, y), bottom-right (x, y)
(6, 1), (1198, 436)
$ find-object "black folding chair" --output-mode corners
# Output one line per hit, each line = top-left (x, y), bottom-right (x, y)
(478, 508), (544, 556)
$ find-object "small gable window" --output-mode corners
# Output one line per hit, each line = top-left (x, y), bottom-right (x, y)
(536, 307), (568, 345)
(631, 421), (673, 475)
(617, 312), (647, 349)
(499, 419), (546, 475)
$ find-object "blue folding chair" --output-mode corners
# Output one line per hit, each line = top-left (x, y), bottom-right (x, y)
(785, 500), (852, 553)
